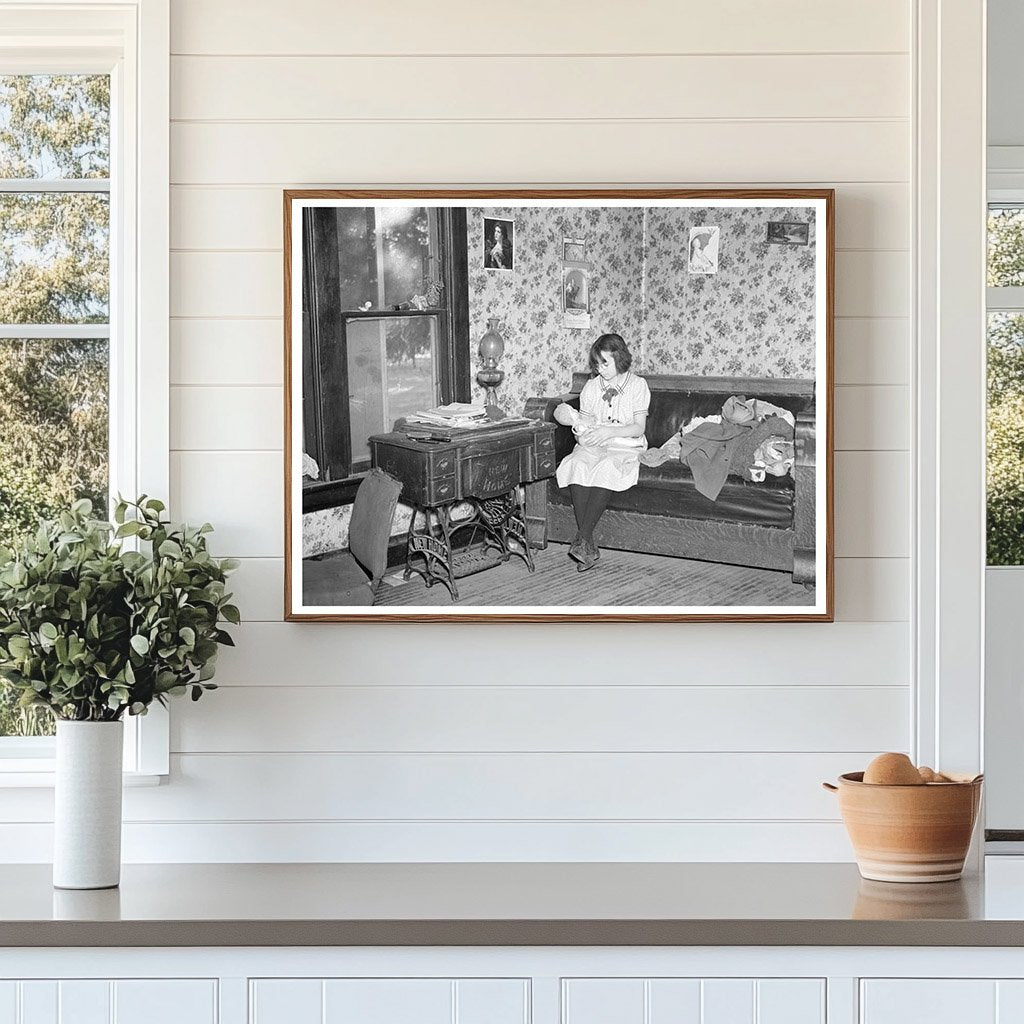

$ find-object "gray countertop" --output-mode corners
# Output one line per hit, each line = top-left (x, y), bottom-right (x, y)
(5, 861), (1024, 947)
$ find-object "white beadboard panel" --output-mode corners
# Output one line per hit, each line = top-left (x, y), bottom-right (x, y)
(323, 980), (451, 1024)
(457, 981), (530, 1024)
(171, 251), (280, 318)
(250, 980), (323, 1024)
(833, 558), (909, 622)
(170, 685), (909, 754)
(860, 981), (996, 1024)
(114, 981), (219, 1024)
(19, 982), (56, 1022)
(170, 319), (283, 386)
(0, 983), (12, 1024)
(212, 622), (910, 688)
(171, 451), (283, 557)
(122, 751), (866, 821)
(563, 979), (643, 1024)
(58, 980), (110, 1022)
(834, 318), (909, 386)
(0, 819), (857, 863)
(230, 557), (908, 623)
(702, 980), (754, 1024)
(834, 452), (910, 558)
(170, 121), (909, 186)
(834, 250), (909, 318)
(171, 55), (908, 122)
(648, 980), (702, 1023)
(170, 386), (282, 451)
(171, 183), (909, 252)
(834, 385), (910, 451)
(170, 0), (910, 56)
(757, 980), (826, 1024)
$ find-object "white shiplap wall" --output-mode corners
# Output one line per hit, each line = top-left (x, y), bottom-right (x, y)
(4, 0), (916, 862)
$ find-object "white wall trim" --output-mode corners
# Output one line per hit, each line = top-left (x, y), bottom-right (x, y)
(0, 0), (170, 778)
(913, 0), (986, 792)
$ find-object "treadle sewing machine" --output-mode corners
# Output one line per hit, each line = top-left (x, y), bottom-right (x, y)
(368, 420), (558, 601)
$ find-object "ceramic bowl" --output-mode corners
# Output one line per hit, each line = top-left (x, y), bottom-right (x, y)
(823, 771), (983, 883)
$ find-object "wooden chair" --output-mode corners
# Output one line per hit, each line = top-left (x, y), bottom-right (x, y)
(302, 468), (403, 606)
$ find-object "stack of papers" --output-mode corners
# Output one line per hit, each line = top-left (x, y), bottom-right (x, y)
(407, 403), (490, 427)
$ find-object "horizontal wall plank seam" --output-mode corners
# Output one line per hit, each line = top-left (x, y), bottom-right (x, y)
(170, 180), (912, 188)
(170, 116), (911, 126)
(170, 50), (913, 59)
(39, 816), (850, 824)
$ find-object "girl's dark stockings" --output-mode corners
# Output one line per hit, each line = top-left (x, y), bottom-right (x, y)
(568, 484), (614, 542)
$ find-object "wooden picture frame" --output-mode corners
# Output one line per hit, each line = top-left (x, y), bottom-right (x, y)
(284, 189), (834, 622)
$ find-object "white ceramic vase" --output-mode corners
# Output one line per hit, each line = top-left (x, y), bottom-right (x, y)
(53, 720), (124, 889)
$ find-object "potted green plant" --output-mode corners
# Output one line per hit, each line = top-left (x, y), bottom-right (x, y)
(0, 497), (239, 889)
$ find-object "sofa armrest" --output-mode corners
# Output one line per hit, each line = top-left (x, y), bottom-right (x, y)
(523, 393), (579, 464)
(792, 405), (816, 584)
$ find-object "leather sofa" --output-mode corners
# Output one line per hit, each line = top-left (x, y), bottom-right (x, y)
(523, 373), (818, 585)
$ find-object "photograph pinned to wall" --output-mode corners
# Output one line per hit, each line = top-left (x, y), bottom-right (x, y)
(563, 237), (586, 262)
(562, 261), (591, 330)
(284, 189), (834, 622)
(483, 216), (514, 270)
(688, 226), (719, 274)
(767, 221), (810, 245)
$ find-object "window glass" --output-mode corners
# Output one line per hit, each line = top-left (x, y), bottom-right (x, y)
(0, 192), (109, 323)
(988, 206), (1024, 289)
(0, 75), (109, 179)
(346, 316), (439, 471)
(0, 74), (110, 739)
(987, 312), (1024, 565)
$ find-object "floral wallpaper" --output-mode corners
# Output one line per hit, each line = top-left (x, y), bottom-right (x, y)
(467, 207), (646, 416)
(643, 206), (817, 378)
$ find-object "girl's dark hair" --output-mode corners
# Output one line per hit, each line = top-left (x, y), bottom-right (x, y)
(588, 333), (633, 374)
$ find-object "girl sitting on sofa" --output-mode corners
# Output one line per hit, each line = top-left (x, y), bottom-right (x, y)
(553, 333), (650, 572)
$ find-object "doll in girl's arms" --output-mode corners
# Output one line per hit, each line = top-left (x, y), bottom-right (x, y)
(553, 403), (596, 435)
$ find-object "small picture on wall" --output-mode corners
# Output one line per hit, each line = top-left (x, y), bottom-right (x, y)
(562, 262), (591, 330)
(688, 226), (719, 274)
(563, 237), (586, 262)
(482, 217), (514, 270)
(767, 221), (810, 245)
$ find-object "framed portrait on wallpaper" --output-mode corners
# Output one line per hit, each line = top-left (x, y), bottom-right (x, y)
(284, 189), (834, 622)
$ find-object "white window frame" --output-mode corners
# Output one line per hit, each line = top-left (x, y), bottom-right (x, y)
(0, 0), (169, 784)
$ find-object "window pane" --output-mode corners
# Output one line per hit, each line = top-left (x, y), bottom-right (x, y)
(379, 207), (436, 309)
(0, 192), (109, 323)
(347, 316), (439, 471)
(336, 207), (438, 311)
(988, 206), (1024, 288)
(0, 338), (107, 738)
(0, 75), (110, 179)
(987, 312), (1024, 565)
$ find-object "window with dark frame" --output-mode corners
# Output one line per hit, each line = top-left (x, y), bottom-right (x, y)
(301, 205), (469, 512)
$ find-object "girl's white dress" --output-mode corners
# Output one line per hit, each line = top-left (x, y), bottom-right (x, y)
(555, 372), (651, 492)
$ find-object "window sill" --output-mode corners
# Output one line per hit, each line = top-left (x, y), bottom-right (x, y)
(0, 768), (165, 788)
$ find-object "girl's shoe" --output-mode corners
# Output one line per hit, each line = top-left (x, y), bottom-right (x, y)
(576, 542), (599, 573)
(568, 536), (586, 563)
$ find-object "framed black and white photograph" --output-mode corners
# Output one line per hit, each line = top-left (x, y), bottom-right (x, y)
(285, 190), (834, 622)
(767, 221), (811, 245)
(688, 225), (720, 274)
(482, 216), (514, 270)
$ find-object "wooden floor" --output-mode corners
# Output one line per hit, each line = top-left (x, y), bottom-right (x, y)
(372, 542), (815, 608)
